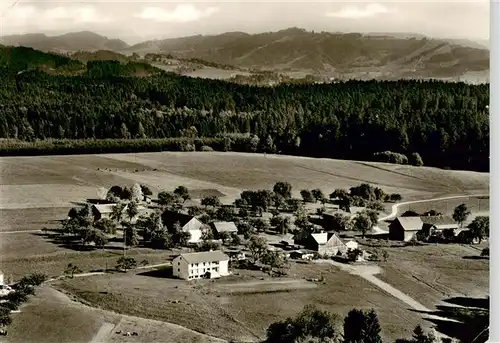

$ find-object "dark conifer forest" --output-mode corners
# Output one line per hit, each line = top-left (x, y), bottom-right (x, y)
(0, 48), (490, 172)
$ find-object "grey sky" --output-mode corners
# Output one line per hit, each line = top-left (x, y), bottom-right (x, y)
(0, 0), (490, 44)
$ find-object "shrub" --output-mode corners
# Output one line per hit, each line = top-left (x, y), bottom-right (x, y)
(409, 152), (424, 166)
(373, 151), (408, 165)
(200, 145), (214, 152)
(180, 143), (196, 152)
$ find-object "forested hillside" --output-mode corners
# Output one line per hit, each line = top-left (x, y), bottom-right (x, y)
(0, 53), (489, 172)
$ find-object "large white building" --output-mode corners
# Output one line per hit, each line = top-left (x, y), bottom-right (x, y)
(172, 251), (230, 280)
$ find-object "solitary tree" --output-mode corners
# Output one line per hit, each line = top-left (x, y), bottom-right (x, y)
(64, 263), (82, 278)
(174, 185), (191, 203)
(0, 306), (12, 326)
(352, 213), (373, 239)
(95, 218), (117, 235)
(140, 184), (153, 196)
(201, 196), (222, 209)
(126, 201), (139, 222)
(247, 235), (268, 264)
(131, 183), (143, 202)
(270, 215), (292, 235)
(262, 250), (290, 276)
(158, 191), (177, 207)
(343, 308), (383, 343)
(111, 202), (126, 224)
(300, 190), (314, 203)
(273, 181), (292, 199)
(123, 224), (139, 248)
(311, 189), (325, 203)
(266, 305), (340, 343)
(453, 204), (471, 228)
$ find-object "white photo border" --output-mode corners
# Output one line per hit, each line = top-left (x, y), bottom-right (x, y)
(490, 0), (498, 342)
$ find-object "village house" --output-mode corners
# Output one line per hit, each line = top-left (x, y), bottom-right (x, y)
(92, 204), (115, 221)
(388, 217), (424, 241)
(162, 211), (203, 244)
(210, 221), (238, 238)
(91, 203), (152, 223)
(420, 215), (459, 238)
(294, 232), (347, 256)
(172, 250), (230, 280)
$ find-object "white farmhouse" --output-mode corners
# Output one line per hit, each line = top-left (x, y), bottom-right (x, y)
(172, 251), (230, 280)
(163, 211), (204, 244)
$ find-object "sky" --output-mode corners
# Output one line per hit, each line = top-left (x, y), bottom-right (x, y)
(0, 0), (490, 44)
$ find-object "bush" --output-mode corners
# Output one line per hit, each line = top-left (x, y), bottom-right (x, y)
(200, 145), (214, 152)
(373, 151), (408, 165)
(180, 143), (196, 152)
(409, 152), (424, 166)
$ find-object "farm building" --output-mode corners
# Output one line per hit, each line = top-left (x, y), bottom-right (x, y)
(420, 216), (459, 239)
(162, 211), (204, 244)
(294, 232), (347, 256)
(91, 203), (151, 223)
(0, 271), (3, 286)
(211, 221), (238, 237)
(172, 250), (230, 280)
(92, 204), (115, 221)
(420, 216), (458, 231)
(289, 250), (315, 260)
(389, 217), (424, 241)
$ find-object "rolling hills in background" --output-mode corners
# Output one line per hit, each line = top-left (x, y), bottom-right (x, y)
(0, 27), (490, 83)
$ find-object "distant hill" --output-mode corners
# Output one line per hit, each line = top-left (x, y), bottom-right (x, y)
(71, 50), (131, 63)
(126, 27), (489, 80)
(0, 31), (129, 53)
(0, 28), (490, 81)
(0, 46), (159, 77)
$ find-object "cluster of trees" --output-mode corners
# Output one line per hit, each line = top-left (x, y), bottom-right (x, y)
(265, 305), (441, 343)
(0, 273), (47, 328)
(0, 51), (489, 171)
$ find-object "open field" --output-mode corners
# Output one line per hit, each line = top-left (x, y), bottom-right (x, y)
(0, 152), (490, 210)
(56, 262), (433, 343)
(394, 196), (489, 217)
(4, 284), (227, 343)
(0, 240), (177, 280)
(377, 244), (489, 309)
(0, 207), (70, 232)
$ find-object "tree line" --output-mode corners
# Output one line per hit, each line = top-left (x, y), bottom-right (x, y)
(0, 54), (490, 171)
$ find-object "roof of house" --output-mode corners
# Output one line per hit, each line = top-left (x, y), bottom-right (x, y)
(212, 221), (238, 233)
(177, 251), (229, 264)
(162, 210), (200, 229)
(92, 204), (116, 214)
(420, 216), (457, 227)
(311, 232), (328, 244)
(394, 217), (424, 231)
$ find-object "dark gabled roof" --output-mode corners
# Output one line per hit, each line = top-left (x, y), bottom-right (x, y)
(177, 250), (229, 264)
(212, 221), (238, 233)
(394, 217), (423, 231)
(420, 215), (457, 226)
(162, 210), (197, 228)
